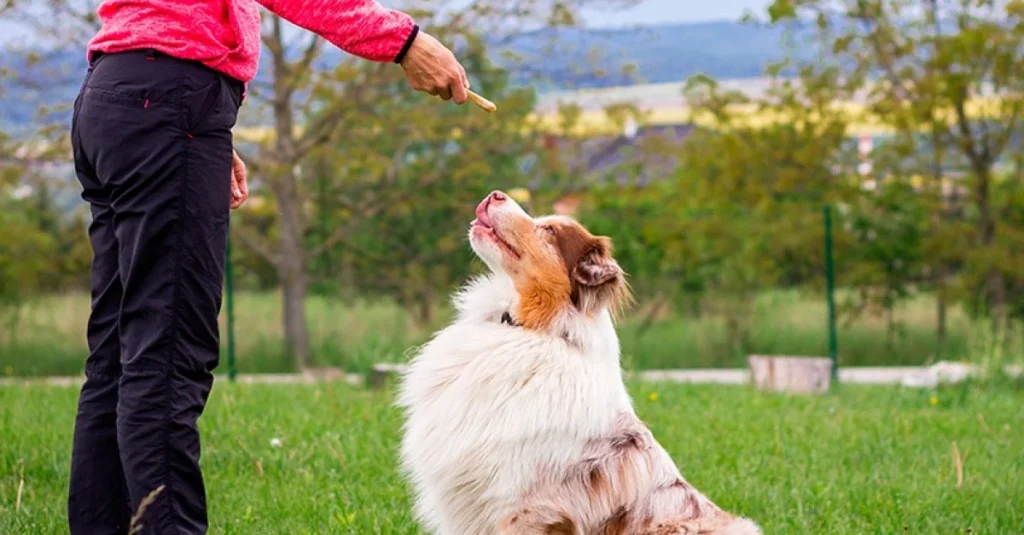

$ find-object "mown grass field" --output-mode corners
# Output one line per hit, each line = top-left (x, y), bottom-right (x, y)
(0, 289), (982, 378)
(1, 381), (1021, 533)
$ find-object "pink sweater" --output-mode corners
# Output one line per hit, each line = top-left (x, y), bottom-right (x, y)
(87, 0), (418, 83)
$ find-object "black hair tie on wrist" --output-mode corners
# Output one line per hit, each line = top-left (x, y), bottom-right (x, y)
(394, 24), (420, 64)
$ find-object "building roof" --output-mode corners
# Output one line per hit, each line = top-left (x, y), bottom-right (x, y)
(542, 124), (694, 187)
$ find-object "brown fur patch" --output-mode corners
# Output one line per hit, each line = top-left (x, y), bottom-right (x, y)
(545, 219), (633, 318)
(545, 517), (576, 534)
(547, 219), (603, 277)
(497, 210), (632, 330)
(518, 276), (571, 330)
(504, 215), (574, 330)
(500, 508), (578, 535)
(599, 507), (631, 535)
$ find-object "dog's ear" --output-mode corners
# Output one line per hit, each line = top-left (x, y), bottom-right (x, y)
(548, 222), (633, 317)
(570, 237), (633, 317)
(572, 245), (622, 288)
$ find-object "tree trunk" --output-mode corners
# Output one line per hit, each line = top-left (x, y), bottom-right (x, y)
(276, 168), (312, 369)
(885, 304), (895, 350)
(266, 19), (313, 370)
(986, 272), (1007, 333)
(281, 260), (312, 370)
(971, 161), (1006, 323)
(417, 287), (434, 326)
(936, 272), (947, 357)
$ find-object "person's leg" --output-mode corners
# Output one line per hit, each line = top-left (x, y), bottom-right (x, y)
(68, 67), (133, 535)
(73, 50), (241, 534)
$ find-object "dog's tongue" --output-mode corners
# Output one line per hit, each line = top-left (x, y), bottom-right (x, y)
(475, 197), (493, 228)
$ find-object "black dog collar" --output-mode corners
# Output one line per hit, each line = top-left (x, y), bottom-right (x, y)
(500, 311), (521, 327)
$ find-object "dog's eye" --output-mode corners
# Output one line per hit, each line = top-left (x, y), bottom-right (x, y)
(539, 225), (555, 235)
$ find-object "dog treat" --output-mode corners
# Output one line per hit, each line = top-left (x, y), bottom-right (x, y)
(467, 90), (497, 113)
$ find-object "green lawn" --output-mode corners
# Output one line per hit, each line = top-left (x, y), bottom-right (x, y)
(0, 289), (984, 377)
(1, 382), (1021, 534)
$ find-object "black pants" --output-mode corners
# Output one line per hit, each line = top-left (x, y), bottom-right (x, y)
(68, 49), (242, 535)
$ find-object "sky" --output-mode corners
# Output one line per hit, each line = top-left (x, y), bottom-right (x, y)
(582, 0), (770, 27)
(0, 0), (772, 45)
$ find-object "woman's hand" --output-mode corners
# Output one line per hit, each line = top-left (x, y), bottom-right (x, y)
(230, 150), (249, 209)
(399, 31), (469, 104)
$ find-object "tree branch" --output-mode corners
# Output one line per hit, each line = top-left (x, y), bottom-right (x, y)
(262, 15), (286, 60)
(307, 166), (443, 260)
(291, 107), (353, 161)
(951, 85), (981, 164)
(854, 14), (911, 104)
(307, 207), (382, 260)
(232, 224), (279, 268)
(287, 35), (323, 95)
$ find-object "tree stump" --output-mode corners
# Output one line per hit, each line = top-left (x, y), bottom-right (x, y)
(747, 355), (833, 394)
(371, 363), (408, 390)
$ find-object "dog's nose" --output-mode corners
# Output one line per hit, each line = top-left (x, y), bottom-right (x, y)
(490, 191), (507, 203)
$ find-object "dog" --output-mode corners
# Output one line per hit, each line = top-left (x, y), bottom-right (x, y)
(397, 191), (761, 535)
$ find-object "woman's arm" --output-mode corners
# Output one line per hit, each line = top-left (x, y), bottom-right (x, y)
(257, 0), (468, 103)
(256, 0), (416, 63)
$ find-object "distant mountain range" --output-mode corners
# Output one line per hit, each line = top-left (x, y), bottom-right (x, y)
(0, 20), (814, 131)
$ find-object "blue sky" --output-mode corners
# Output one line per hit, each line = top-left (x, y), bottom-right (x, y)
(0, 0), (771, 44)
(583, 0), (769, 27)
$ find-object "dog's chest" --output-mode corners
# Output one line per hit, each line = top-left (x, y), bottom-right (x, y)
(399, 325), (631, 532)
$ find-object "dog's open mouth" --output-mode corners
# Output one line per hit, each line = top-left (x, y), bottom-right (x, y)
(471, 217), (521, 259)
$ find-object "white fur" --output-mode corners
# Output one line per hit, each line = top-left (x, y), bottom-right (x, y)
(397, 273), (633, 534)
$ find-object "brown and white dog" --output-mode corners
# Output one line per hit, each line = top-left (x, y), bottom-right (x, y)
(397, 191), (760, 535)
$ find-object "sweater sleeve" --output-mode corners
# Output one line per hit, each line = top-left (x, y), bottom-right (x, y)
(257, 0), (418, 63)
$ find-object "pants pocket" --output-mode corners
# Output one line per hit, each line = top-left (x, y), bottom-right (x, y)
(181, 79), (223, 134)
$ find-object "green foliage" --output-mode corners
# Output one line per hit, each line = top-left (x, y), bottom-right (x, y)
(837, 179), (927, 343)
(760, 0), (1024, 329)
(0, 211), (55, 341)
(575, 182), (673, 296)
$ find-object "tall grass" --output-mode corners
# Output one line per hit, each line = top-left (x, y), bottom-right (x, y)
(0, 288), (997, 377)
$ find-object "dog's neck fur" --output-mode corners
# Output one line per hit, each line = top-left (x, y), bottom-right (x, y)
(453, 273), (618, 351)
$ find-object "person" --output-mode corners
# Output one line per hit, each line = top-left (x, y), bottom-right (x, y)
(67, 1), (469, 533)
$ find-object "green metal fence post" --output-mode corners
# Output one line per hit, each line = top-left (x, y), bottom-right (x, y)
(824, 205), (838, 386)
(225, 224), (237, 383)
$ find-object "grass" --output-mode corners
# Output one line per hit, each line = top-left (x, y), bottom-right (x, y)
(0, 288), (983, 377)
(1, 381), (1022, 533)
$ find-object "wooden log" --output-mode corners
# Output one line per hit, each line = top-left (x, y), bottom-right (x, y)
(747, 355), (833, 394)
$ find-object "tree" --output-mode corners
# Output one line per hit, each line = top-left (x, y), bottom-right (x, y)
(764, 0), (1024, 330)
(0, 133), (57, 341)
(839, 179), (927, 347)
(662, 71), (853, 351)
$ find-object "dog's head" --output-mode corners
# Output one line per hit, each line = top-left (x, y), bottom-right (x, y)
(468, 190), (632, 332)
